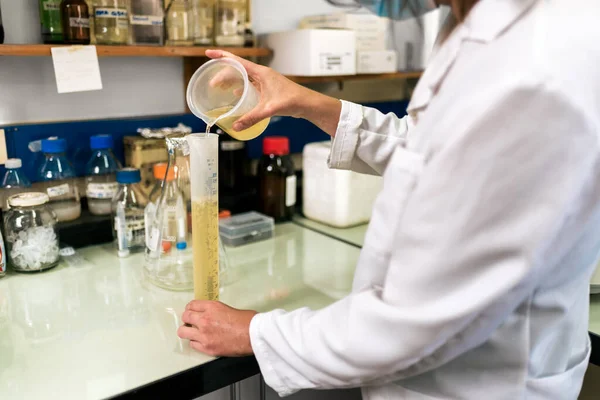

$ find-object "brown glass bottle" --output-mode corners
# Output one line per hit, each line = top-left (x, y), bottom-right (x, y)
(61, 0), (91, 44)
(256, 137), (297, 222)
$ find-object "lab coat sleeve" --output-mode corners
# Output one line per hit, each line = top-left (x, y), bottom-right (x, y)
(249, 83), (597, 396)
(328, 100), (415, 176)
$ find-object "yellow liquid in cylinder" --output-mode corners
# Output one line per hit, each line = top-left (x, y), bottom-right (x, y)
(191, 200), (219, 300)
(205, 106), (270, 141)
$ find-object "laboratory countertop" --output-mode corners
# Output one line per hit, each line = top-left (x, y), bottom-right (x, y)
(0, 223), (360, 400)
(293, 216), (368, 248)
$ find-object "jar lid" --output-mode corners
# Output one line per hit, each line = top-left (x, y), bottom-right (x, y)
(117, 168), (142, 184)
(153, 163), (175, 181)
(5, 158), (22, 169)
(9, 192), (50, 207)
(42, 138), (67, 154)
(90, 135), (113, 150)
(263, 136), (290, 156)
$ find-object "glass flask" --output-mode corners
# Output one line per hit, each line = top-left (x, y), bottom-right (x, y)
(165, 0), (193, 46)
(112, 168), (148, 258)
(4, 193), (60, 272)
(38, 139), (81, 222)
(86, 135), (121, 216)
(130, 0), (165, 46)
(215, 0), (246, 47)
(1, 158), (32, 210)
(191, 0), (214, 45)
(94, 0), (130, 45)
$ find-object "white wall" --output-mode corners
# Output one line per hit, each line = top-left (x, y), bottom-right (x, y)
(0, 0), (351, 126)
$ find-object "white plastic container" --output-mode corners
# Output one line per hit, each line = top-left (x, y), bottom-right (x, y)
(357, 50), (397, 74)
(303, 141), (382, 228)
(264, 30), (356, 77)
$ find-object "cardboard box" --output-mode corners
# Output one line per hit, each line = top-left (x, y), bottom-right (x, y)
(299, 12), (388, 51)
(357, 50), (397, 74)
(264, 30), (356, 76)
(123, 136), (168, 197)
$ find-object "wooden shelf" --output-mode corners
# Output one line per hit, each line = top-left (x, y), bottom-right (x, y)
(286, 71), (423, 84)
(0, 44), (271, 58)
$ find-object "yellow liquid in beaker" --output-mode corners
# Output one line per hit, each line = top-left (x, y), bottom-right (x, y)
(205, 106), (270, 141)
(191, 199), (219, 301)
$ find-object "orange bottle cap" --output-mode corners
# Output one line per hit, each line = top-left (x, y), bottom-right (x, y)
(153, 163), (175, 181)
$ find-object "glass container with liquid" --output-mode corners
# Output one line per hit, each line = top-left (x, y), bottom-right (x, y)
(1, 159), (32, 210)
(60, 0), (91, 44)
(94, 0), (129, 45)
(38, 139), (82, 222)
(85, 135), (121, 216)
(191, 0), (214, 45)
(130, 0), (165, 46)
(39, 0), (64, 43)
(112, 168), (147, 257)
(187, 58), (269, 141)
(166, 0), (193, 46)
(215, 0), (246, 46)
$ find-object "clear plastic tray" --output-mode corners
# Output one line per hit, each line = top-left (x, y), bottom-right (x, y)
(219, 212), (274, 247)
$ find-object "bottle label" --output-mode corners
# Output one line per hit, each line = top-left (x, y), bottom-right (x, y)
(95, 8), (128, 19)
(43, 1), (60, 11)
(47, 183), (70, 198)
(130, 15), (164, 26)
(221, 141), (245, 151)
(286, 175), (297, 207)
(70, 17), (90, 28)
(87, 182), (118, 199)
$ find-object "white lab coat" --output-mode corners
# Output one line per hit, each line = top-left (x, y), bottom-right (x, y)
(249, 0), (600, 398)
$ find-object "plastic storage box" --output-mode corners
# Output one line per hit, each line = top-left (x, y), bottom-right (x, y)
(303, 141), (383, 228)
(219, 212), (275, 247)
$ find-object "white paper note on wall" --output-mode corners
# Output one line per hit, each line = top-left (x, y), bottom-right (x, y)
(51, 46), (103, 94)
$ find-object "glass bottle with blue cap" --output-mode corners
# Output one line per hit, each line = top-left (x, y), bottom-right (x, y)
(86, 135), (121, 216)
(112, 168), (147, 257)
(38, 138), (81, 222)
(1, 158), (32, 209)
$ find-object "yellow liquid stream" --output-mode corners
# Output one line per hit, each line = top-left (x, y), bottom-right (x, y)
(205, 106), (270, 141)
(191, 200), (219, 301)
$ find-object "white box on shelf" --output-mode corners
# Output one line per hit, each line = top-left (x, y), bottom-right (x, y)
(357, 50), (397, 74)
(299, 12), (388, 51)
(264, 30), (356, 77)
(303, 141), (383, 228)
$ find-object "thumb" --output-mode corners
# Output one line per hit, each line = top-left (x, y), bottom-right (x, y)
(205, 49), (261, 77)
(233, 105), (272, 132)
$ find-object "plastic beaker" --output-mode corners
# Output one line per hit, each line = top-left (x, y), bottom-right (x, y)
(186, 58), (269, 141)
(187, 133), (220, 300)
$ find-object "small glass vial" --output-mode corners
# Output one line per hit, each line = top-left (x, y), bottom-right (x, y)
(1, 158), (32, 210)
(215, 0), (246, 47)
(130, 0), (165, 46)
(94, 0), (130, 45)
(38, 139), (81, 222)
(39, 0), (64, 44)
(256, 137), (297, 222)
(191, 0), (214, 46)
(4, 193), (60, 273)
(166, 0), (193, 46)
(86, 135), (121, 216)
(60, 0), (91, 44)
(112, 168), (148, 257)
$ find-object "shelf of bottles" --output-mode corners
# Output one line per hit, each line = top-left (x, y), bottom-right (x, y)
(0, 1), (266, 58)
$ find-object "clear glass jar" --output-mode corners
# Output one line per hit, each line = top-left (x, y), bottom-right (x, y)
(112, 168), (147, 257)
(4, 193), (60, 272)
(191, 0), (214, 45)
(1, 158), (32, 210)
(93, 0), (130, 45)
(38, 139), (81, 222)
(86, 135), (121, 216)
(130, 0), (165, 46)
(166, 0), (193, 46)
(215, 0), (246, 47)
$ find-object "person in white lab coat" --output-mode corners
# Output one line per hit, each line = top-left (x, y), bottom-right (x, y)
(178, 0), (600, 398)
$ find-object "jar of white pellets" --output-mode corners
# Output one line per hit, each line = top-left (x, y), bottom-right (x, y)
(5, 192), (60, 272)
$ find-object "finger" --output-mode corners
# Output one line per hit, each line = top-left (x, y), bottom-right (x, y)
(182, 310), (202, 326)
(233, 106), (273, 132)
(177, 325), (199, 341)
(186, 300), (209, 312)
(205, 49), (261, 75)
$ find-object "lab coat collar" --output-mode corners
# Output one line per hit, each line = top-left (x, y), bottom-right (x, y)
(407, 0), (538, 117)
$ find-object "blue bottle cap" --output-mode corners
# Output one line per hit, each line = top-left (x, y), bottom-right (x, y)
(116, 168), (141, 184)
(90, 135), (113, 150)
(176, 242), (187, 250)
(41, 138), (67, 154)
